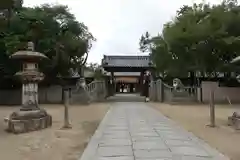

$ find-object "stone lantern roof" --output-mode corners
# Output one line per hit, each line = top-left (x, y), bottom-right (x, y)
(10, 42), (48, 61)
(11, 51), (48, 61)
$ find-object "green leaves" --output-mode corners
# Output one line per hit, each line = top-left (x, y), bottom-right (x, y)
(140, 1), (240, 78)
(1, 3), (95, 80)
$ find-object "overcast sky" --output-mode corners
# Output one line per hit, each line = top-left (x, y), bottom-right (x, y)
(24, 0), (222, 64)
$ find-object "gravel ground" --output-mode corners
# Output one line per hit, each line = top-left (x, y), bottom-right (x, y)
(0, 103), (110, 160)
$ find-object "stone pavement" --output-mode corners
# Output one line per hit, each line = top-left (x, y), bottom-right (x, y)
(80, 102), (229, 160)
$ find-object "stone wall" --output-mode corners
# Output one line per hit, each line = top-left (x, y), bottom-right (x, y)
(149, 80), (164, 102)
(149, 80), (197, 103)
(150, 80), (240, 104)
(0, 81), (107, 105)
(39, 85), (62, 104)
(70, 87), (91, 105)
(71, 81), (107, 105)
(0, 89), (21, 105)
(201, 81), (240, 103)
(149, 79), (174, 102)
(0, 86), (63, 105)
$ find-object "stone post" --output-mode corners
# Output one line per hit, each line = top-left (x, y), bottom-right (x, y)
(209, 89), (216, 127)
(110, 72), (115, 95)
(140, 71), (144, 95)
(154, 81), (158, 101)
(62, 90), (71, 129)
(130, 83), (133, 93)
(148, 81), (156, 101)
(103, 80), (107, 98)
(95, 82), (100, 101)
(156, 79), (164, 102)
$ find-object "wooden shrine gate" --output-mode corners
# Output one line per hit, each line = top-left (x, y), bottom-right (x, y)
(101, 55), (155, 97)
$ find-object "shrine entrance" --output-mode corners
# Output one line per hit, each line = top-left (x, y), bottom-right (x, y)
(102, 55), (155, 98)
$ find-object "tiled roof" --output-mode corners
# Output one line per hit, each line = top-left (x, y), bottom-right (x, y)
(102, 55), (151, 67)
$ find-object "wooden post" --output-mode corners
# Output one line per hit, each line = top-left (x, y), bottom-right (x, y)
(62, 90), (71, 129)
(209, 89), (216, 127)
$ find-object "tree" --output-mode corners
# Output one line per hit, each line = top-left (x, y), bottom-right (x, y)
(140, 0), (240, 82)
(0, 4), (95, 87)
(0, 0), (23, 28)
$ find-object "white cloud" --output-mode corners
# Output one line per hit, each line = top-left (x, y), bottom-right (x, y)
(24, 0), (223, 64)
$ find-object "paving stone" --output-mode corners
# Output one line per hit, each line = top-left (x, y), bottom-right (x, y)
(133, 141), (168, 150)
(132, 136), (163, 142)
(162, 134), (190, 141)
(154, 126), (177, 130)
(152, 123), (173, 127)
(165, 139), (196, 146)
(130, 125), (149, 127)
(107, 124), (128, 127)
(106, 126), (129, 131)
(102, 132), (130, 139)
(80, 102), (230, 160)
(134, 150), (172, 158)
(131, 132), (159, 137)
(135, 158), (172, 160)
(99, 139), (132, 146)
(180, 156), (216, 160)
(97, 146), (133, 157)
(103, 130), (129, 135)
(170, 146), (210, 157)
(135, 154), (181, 160)
(130, 129), (154, 133)
(96, 156), (134, 160)
(156, 130), (183, 135)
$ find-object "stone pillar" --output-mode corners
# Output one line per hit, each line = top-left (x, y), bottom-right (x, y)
(104, 77), (110, 97)
(116, 82), (119, 92)
(130, 83), (133, 93)
(140, 71), (144, 95)
(144, 72), (150, 98)
(149, 81), (156, 101)
(22, 83), (38, 105)
(62, 90), (71, 128)
(110, 72), (115, 95)
(156, 79), (164, 102)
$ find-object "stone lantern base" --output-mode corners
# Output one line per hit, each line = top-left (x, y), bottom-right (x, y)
(4, 108), (52, 134)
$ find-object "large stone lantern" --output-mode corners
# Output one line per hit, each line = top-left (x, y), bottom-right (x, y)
(4, 42), (52, 134)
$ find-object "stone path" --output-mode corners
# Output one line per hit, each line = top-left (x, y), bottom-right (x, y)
(80, 102), (229, 160)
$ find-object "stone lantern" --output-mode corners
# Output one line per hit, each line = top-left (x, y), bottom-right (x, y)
(57, 68), (80, 129)
(4, 42), (52, 134)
